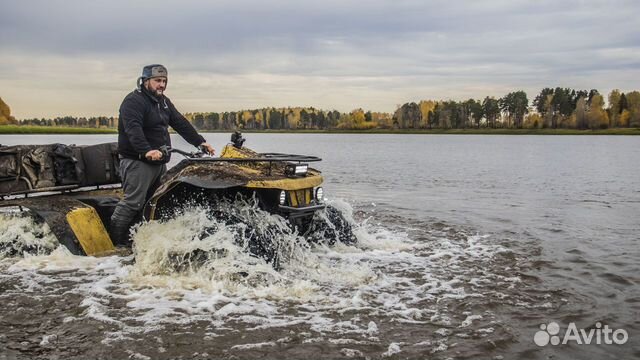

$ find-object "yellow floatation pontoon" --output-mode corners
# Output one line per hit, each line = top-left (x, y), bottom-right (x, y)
(0, 132), (354, 260)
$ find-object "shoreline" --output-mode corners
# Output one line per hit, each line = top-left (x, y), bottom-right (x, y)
(1, 125), (639, 135)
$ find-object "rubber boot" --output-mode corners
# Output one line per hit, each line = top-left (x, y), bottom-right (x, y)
(109, 217), (132, 247)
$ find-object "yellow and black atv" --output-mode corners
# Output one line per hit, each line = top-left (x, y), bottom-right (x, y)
(0, 132), (354, 263)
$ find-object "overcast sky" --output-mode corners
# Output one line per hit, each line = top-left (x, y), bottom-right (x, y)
(1, 0), (638, 118)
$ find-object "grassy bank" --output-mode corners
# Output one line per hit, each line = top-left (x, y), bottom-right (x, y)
(2, 125), (639, 135)
(0, 125), (117, 134)
(228, 128), (640, 135)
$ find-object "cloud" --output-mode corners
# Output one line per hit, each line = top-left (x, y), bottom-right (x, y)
(1, 0), (638, 118)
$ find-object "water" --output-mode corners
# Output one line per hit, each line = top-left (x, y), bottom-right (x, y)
(1, 134), (639, 359)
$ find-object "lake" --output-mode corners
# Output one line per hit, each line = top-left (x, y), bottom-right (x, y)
(1, 133), (638, 359)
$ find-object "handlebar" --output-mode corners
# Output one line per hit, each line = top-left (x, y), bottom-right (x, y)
(159, 145), (207, 159)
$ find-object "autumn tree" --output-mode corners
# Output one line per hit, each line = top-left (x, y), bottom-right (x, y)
(524, 113), (543, 128)
(587, 94), (609, 129)
(0, 97), (17, 125)
(608, 89), (621, 127)
(626, 91), (640, 127)
(419, 100), (437, 128)
(575, 97), (588, 129)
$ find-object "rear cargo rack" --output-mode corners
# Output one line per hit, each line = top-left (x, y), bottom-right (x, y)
(0, 182), (121, 200)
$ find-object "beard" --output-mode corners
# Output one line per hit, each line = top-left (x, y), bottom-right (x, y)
(144, 82), (165, 97)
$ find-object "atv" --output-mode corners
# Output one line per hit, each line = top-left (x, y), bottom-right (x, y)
(0, 132), (355, 262)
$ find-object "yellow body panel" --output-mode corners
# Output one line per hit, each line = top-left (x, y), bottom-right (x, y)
(66, 207), (115, 256)
(289, 189), (312, 207)
(220, 145), (252, 159)
(246, 175), (322, 190)
(221, 143), (324, 190)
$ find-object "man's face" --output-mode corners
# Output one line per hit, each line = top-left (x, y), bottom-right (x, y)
(145, 77), (167, 97)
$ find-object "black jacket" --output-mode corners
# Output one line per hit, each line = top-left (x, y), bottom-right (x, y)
(117, 87), (205, 163)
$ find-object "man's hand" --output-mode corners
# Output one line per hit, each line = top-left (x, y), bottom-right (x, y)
(200, 142), (215, 156)
(145, 149), (164, 161)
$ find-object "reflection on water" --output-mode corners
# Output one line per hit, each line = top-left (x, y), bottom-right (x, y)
(1, 134), (639, 359)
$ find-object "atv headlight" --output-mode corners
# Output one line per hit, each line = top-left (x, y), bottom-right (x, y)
(315, 187), (324, 202)
(279, 190), (286, 205)
(285, 163), (308, 177)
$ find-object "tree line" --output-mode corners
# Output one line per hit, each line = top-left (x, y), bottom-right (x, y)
(19, 116), (117, 128)
(395, 89), (640, 130)
(10, 88), (640, 130)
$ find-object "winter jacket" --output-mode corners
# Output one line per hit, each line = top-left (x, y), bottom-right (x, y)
(117, 87), (205, 163)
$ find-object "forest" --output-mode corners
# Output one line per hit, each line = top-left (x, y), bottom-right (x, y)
(5, 88), (640, 131)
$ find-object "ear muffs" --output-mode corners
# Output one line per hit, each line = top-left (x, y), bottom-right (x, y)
(136, 76), (145, 90)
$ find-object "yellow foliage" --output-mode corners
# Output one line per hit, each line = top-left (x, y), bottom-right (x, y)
(524, 113), (542, 128)
(353, 121), (377, 130)
(0, 97), (17, 125)
(419, 100), (437, 127)
(351, 109), (365, 124)
(587, 94), (609, 129)
(627, 91), (640, 127)
(371, 112), (393, 128)
(241, 110), (253, 122)
(608, 90), (621, 126)
(619, 110), (630, 127)
(564, 114), (577, 128)
(0, 97), (10, 118)
(286, 110), (298, 128)
(337, 113), (353, 129)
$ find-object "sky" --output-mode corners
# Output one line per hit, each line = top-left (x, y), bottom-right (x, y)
(1, 0), (639, 119)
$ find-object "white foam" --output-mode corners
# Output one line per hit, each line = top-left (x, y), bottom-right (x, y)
(0, 198), (526, 352)
(0, 212), (58, 258)
(39, 334), (57, 346)
(382, 342), (402, 357)
(431, 342), (448, 353)
(341, 348), (364, 357)
(231, 342), (275, 350)
(460, 314), (483, 328)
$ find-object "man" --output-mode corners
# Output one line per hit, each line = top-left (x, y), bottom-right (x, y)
(109, 64), (215, 245)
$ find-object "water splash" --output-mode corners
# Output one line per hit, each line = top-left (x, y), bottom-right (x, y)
(0, 209), (58, 258)
(0, 200), (554, 358)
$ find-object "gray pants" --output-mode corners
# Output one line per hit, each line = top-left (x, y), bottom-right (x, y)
(110, 158), (166, 244)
